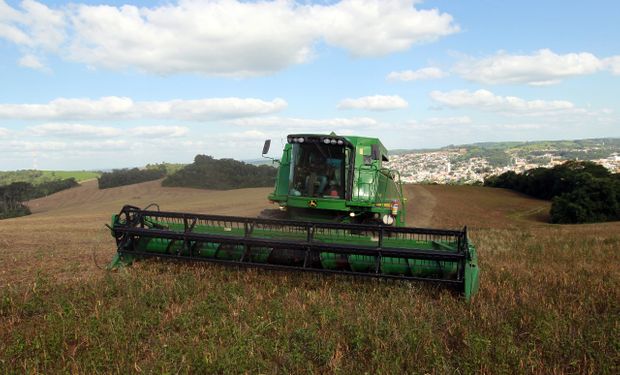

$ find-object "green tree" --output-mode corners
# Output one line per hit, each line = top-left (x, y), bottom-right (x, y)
(162, 155), (277, 190)
(486, 161), (620, 224)
(98, 168), (166, 189)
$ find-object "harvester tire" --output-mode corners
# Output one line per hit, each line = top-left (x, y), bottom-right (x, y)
(258, 209), (288, 220)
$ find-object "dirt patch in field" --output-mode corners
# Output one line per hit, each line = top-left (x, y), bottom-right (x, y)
(26, 179), (273, 217)
(412, 184), (551, 229)
(404, 185), (436, 227)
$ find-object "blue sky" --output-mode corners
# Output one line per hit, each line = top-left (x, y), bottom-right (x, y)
(0, 0), (618, 170)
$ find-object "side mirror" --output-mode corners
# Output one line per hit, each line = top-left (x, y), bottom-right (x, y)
(262, 139), (271, 155)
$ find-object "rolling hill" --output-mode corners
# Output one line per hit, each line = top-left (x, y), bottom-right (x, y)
(0, 170), (100, 185)
(0, 181), (618, 373)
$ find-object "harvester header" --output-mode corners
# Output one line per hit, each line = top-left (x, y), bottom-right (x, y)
(108, 133), (479, 300)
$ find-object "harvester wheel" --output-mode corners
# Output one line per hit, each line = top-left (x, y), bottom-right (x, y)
(258, 209), (288, 220)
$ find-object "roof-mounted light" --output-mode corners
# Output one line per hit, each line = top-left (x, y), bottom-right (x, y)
(288, 136), (346, 145)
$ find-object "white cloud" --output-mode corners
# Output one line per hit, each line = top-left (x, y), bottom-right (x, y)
(1, 1), (458, 76)
(0, 96), (287, 121)
(387, 67), (447, 81)
(210, 130), (270, 143)
(309, 0), (458, 58)
(226, 116), (383, 141)
(28, 123), (190, 139)
(70, 139), (130, 151)
(604, 56), (620, 75)
(227, 130), (268, 140)
(0, 127), (9, 137)
(398, 116), (473, 131)
(337, 95), (408, 111)
(498, 123), (546, 130)
(454, 49), (610, 86)
(18, 53), (46, 70)
(134, 131), (270, 154)
(0, 140), (66, 153)
(0, 0), (65, 50)
(66, 0), (315, 76)
(430, 89), (577, 115)
(29, 123), (122, 137)
(229, 116), (379, 129)
(160, 98), (288, 120)
(425, 116), (472, 125)
(169, 131), (272, 156)
(129, 126), (188, 138)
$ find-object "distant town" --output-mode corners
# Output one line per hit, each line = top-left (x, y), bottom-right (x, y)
(386, 138), (620, 184)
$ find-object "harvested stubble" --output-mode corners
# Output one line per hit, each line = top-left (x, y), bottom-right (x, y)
(0, 181), (618, 373)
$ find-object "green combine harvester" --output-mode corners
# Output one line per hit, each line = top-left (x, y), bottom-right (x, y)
(108, 134), (479, 300)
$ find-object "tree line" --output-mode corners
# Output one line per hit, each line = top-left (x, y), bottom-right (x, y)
(97, 167), (166, 189)
(484, 161), (620, 224)
(0, 178), (79, 219)
(97, 158), (276, 190)
(162, 155), (277, 190)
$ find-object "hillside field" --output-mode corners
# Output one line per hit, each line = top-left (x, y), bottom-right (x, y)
(0, 170), (101, 185)
(0, 181), (619, 373)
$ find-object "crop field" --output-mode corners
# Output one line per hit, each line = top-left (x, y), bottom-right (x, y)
(0, 170), (101, 185)
(1, 181), (619, 373)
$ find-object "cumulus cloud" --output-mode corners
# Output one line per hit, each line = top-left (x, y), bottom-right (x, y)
(0, 96), (287, 121)
(430, 89), (577, 115)
(425, 116), (472, 125)
(387, 67), (447, 81)
(166, 131), (272, 156)
(29, 123), (122, 137)
(454, 49), (615, 86)
(309, 0), (458, 58)
(337, 95), (408, 111)
(66, 0), (315, 76)
(28, 123), (190, 138)
(128, 126), (188, 138)
(228, 116), (379, 129)
(70, 139), (130, 151)
(400, 116), (473, 131)
(18, 53), (46, 70)
(0, 0), (65, 50)
(1, 0), (458, 76)
(604, 56), (620, 75)
(0, 140), (66, 153)
(497, 123), (546, 130)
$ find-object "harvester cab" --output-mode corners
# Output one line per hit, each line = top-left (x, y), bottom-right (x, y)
(263, 134), (405, 227)
(108, 133), (480, 300)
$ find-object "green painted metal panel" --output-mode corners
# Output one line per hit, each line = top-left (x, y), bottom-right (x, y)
(109, 209), (479, 300)
(464, 245), (480, 301)
(277, 144), (292, 197)
(267, 134), (406, 226)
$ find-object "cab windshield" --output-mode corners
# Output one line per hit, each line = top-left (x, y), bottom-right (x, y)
(289, 143), (347, 198)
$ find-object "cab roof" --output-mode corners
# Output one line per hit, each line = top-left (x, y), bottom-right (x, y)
(287, 133), (389, 161)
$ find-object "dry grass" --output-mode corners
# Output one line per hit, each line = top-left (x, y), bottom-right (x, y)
(405, 184), (552, 229)
(1, 181), (619, 373)
(0, 180), (272, 287)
